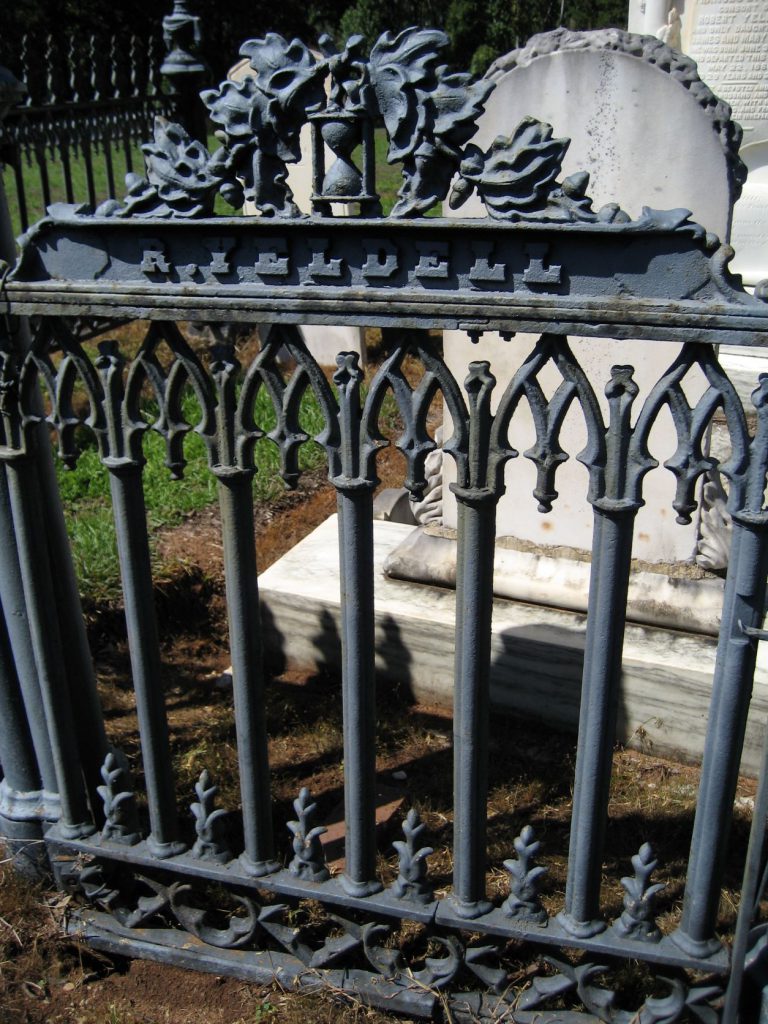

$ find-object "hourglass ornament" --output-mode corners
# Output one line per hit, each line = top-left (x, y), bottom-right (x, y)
(310, 107), (380, 216)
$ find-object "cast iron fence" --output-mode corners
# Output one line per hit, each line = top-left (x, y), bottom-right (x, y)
(1, 24), (768, 1024)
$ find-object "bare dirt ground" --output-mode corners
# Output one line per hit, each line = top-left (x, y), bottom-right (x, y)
(0, 446), (759, 1024)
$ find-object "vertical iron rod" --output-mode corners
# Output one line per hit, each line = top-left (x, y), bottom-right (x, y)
(0, 591), (50, 872)
(336, 485), (382, 896)
(122, 131), (133, 174)
(12, 158), (28, 233)
(451, 496), (496, 918)
(82, 138), (96, 207)
(109, 465), (184, 857)
(559, 507), (635, 936)
(674, 519), (768, 956)
(5, 458), (93, 837)
(0, 466), (57, 797)
(217, 474), (279, 875)
(61, 143), (74, 203)
(103, 139), (116, 198)
(35, 145), (51, 209)
(721, 700), (768, 1023)
(15, 313), (110, 810)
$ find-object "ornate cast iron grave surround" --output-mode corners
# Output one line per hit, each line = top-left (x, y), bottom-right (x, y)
(4, 26), (768, 1024)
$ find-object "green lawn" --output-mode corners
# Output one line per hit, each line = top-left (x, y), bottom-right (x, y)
(4, 127), (422, 234)
(56, 362), (327, 605)
(3, 142), (146, 235)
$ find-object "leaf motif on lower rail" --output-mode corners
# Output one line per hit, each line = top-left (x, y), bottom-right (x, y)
(169, 882), (260, 949)
(529, 955), (710, 1024)
(97, 748), (141, 846)
(391, 807), (434, 904)
(190, 769), (232, 863)
(502, 824), (548, 923)
(287, 787), (329, 882)
(612, 842), (665, 943)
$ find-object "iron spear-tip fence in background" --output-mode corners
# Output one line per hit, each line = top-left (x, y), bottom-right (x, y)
(0, 0), (209, 237)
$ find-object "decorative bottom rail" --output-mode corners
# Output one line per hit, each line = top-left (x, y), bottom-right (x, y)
(47, 832), (731, 976)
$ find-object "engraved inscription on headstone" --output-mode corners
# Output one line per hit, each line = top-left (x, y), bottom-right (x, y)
(683, 0), (768, 123)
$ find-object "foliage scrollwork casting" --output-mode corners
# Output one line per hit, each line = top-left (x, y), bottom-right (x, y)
(5, 319), (766, 549)
(79, 24), (700, 226)
(70, 854), (723, 1022)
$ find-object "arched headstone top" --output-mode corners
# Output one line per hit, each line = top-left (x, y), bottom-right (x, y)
(488, 27), (746, 209)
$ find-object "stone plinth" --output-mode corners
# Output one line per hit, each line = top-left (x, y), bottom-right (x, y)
(258, 516), (768, 775)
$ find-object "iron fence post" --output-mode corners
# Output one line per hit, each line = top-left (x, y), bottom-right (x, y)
(675, 518), (768, 956)
(0, 65), (84, 862)
(161, 1), (209, 145)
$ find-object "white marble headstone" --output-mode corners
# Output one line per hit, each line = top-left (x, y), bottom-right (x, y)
(681, 0), (768, 125)
(442, 29), (739, 563)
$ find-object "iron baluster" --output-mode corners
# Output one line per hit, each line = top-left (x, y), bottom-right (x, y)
(0, 584), (50, 870)
(216, 469), (280, 876)
(10, 158), (28, 233)
(0, 259), (58, 805)
(721, 674), (768, 1022)
(676, 575), (768, 944)
(451, 495), (496, 917)
(108, 465), (185, 856)
(175, 332), (281, 875)
(32, 333), (109, 810)
(675, 517), (768, 955)
(673, 372), (765, 957)
(81, 133), (97, 208)
(103, 134), (116, 200)
(96, 341), (185, 857)
(33, 141), (51, 210)
(4, 457), (94, 838)
(561, 505), (636, 935)
(60, 137), (75, 204)
(0, 469), (58, 807)
(333, 352), (382, 897)
(449, 361), (497, 917)
(558, 365), (639, 936)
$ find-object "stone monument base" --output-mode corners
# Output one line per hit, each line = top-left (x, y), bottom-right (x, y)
(258, 516), (768, 776)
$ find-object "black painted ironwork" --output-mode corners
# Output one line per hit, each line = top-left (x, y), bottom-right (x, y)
(0, 23), (768, 1023)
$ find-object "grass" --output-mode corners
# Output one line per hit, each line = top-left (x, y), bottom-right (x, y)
(54, 337), (328, 605)
(4, 124), (429, 235)
(3, 141), (146, 235)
